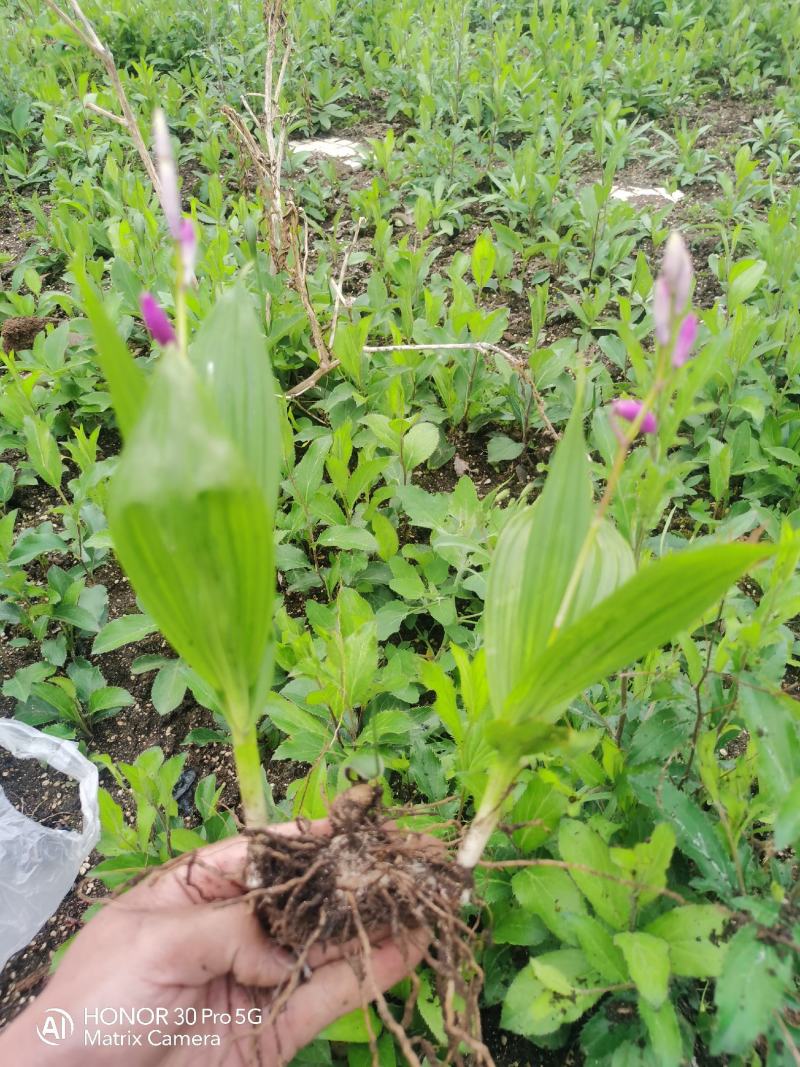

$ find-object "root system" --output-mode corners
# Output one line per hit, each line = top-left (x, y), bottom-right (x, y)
(244, 785), (493, 1066)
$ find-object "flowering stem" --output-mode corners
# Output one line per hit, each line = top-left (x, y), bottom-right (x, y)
(551, 381), (660, 637)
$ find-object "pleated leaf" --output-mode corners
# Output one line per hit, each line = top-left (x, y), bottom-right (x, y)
(190, 286), (281, 513)
(484, 406), (591, 715)
(505, 542), (772, 727)
(108, 351), (274, 725)
(76, 263), (147, 439)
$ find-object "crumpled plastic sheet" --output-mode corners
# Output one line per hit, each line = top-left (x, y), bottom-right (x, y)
(0, 720), (100, 971)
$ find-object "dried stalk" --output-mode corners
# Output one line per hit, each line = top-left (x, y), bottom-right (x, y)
(287, 340), (559, 440)
(42, 0), (161, 200)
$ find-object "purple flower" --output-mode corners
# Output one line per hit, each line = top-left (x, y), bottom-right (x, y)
(612, 398), (657, 435)
(178, 217), (197, 287)
(672, 313), (699, 368)
(139, 291), (176, 345)
(153, 109), (181, 240)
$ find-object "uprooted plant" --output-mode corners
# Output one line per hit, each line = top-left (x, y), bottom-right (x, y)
(82, 111), (778, 1062)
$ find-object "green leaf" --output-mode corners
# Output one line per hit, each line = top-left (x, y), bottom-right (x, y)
(508, 542), (772, 723)
(93, 613), (157, 655)
(485, 405), (591, 716)
(739, 682), (800, 818)
(316, 526), (377, 553)
(569, 914), (628, 982)
(321, 1007), (381, 1044)
(727, 258), (766, 310)
(559, 820), (631, 930)
(371, 513), (399, 561)
(88, 686), (135, 715)
(8, 522), (68, 565)
(510, 772), (568, 851)
(76, 263), (147, 439)
(471, 232), (496, 288)
(189, 286), (281, 512)
(613, 932), (670, 1008)
(712, 926), (792, 1055)
(501, 949), (603, 1037)
(108, 351), (274, 722)
(487, 435), (524, 464)
(403, 422), (439, 471)
(644, 905), (727, 978)
(651, 780), (738, 891)
(638, 998), (684, 1067)
(511, 866), (588, 945)
(151, 660), (187, 716)
(610, 824), (676, 908)
(23, 416), (63, 489)
(492, 909), (548, 947)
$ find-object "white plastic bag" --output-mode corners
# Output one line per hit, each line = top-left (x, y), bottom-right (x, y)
(0, 720), (100, 970)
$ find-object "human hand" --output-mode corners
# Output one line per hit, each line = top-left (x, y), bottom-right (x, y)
(0, 823), (428, 1065)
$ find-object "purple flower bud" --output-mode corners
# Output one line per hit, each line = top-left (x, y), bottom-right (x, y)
(140, 291), (176, 345)
(653, 276), (672, 346)
(153, 109), (181, 240)
(672, 313), (699, 368)
(612, 398), (657, 435)
(660, 232), (693, 312)
(178, 217), (197, 287)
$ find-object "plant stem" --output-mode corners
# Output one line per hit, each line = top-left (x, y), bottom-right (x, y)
(231, 722), (268, 826)
(456, 759), (519, 872)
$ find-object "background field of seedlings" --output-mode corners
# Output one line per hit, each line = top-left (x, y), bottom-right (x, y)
(1, 0), (800, 1062)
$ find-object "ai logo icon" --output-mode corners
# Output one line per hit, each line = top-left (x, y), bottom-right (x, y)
(36, 1008), (74, 1045)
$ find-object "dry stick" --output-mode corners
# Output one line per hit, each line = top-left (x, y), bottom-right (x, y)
(329, 217), (364, 347)
(288, 340), (558, 437)
(42, 0), (161, 201)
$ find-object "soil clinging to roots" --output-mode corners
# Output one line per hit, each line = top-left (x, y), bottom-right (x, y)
(244, 785), (493, 1066)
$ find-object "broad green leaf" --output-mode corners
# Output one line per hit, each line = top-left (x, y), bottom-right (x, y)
(739, 682), (800, 816)
(8, 522), (68, 565)
(644, 905), (727, 978)
(559, 820), (631, 929)
(727, 258), (766, 309)
(484, 405), (591, 715)
(487, 434), (524, 464)
(568, 914), (628, 982)
(511, 866), (588, 945)
(501, 949), (603, 1037)
(88, 687), (135, 715)
(76, 264), (147, 438)
(371, 513), (398, 561)
(23, 416), (63, 489)
(320, 1006), (381, 1044)
(93, 613), (157, 655)
(108, 351), (274, 722)
(189, 286), (281, 512)
(610, 824), (676, 908)
(508, 542), (772, 723)
(712, 926), (792, 1055)
(471, 232), (496, 288)
(638, 998), (684, 1067)
(403, 422), (439, 471)
(775, 779), (800, 848)
(317, 526), (378, 553)
(151, 660), (188, 716)
(614, 932), (670, 1008)
(651, 780), (738, 891)
(419, 659), (463, 745)
(509, 772), (568, 851)
(492, 909), (548, 947)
